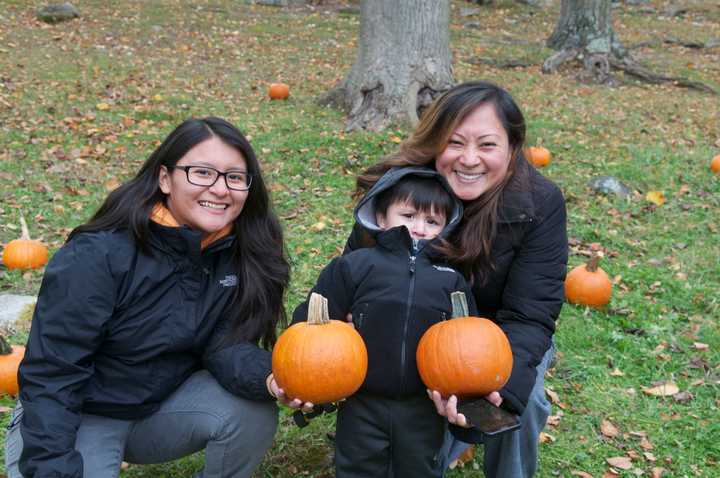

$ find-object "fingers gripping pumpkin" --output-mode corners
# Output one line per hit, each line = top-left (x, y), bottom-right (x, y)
(416, 292), (513, 398)
(272, 293), (368, 404)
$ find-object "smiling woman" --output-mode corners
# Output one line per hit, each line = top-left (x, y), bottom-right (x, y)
(4, 117), (299, 478)
(349, 82), (568, 478)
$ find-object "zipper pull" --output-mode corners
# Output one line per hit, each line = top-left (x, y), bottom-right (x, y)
(409, 255), (416, 274)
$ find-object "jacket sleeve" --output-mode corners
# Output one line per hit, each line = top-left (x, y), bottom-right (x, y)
(203, 318), (275, 402)
(291, 256), (357, 325)
(18, 235), (116, 478)
(496, 185), (567, 414)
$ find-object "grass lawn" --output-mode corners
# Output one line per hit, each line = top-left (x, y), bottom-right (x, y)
(1, 0), (718, 476)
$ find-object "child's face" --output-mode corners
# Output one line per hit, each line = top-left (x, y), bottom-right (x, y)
(377, 200), (447, 241)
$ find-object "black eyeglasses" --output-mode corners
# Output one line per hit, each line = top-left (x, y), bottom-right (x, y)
(168, 165), (253, 191)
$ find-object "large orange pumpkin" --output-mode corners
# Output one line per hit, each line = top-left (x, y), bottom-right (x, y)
(268, 82), (290, 100)
(565, 255), (612, 308)
(0, 336), (25, 396)
(711, 154), (720, 174)
(272, 293), (367, 404)
(525, 146), (551, 168)
(416, 292), (513, 399)
(2, 216), (48, 270)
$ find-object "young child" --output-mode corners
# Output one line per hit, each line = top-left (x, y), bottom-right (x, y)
(291, 166), (478, 478)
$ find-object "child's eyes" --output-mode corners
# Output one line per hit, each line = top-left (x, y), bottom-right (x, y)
(401, 213), (414, 219)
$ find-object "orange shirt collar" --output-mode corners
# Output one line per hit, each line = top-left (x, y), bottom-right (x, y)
(150, 203), (232, 250)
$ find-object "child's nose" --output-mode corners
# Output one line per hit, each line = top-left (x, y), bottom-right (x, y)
(411, 221), (426, 236)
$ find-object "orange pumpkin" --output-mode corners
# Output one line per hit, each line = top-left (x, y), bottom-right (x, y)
(525, 146), (551, 168)
(0, 336), (25, 396)
(565, 255), (612, 308)
(2, 216), (48, 270)
(416, 292), (513, 399)
(272, 293), (367, 404)
(268, 82), (290, 100)
(711, 154), (720, 174)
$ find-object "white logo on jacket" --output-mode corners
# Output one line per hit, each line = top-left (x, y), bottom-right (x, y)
(432, 265), (458, 274)
(219, 275), (238, 287)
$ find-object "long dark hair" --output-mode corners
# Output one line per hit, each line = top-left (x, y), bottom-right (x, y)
(356, 81), (528, 283)
(70, 117), (290, 348)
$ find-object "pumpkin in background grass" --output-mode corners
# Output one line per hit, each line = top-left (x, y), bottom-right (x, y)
(2, 216), (48, 270)
(711, 154), (720, 174)
(268, 82), (290, 100)
(525, 146), (551, 168)
(416, 292), (513, 399)
(0, 336), (25, 396)
(272, 293), (367, 404)
(565, 255), (612, 308)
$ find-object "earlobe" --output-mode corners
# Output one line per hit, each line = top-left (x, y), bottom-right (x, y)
(158, 166), (171, 194)
(376, 214), (387, 229)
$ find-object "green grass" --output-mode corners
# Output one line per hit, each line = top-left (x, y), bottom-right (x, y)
(1, 0), (719, 476)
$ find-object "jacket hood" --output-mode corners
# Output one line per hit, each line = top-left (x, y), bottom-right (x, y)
(353, 166), (463, 241)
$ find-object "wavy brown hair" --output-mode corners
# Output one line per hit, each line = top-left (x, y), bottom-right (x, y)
(356, 81), (528, 283)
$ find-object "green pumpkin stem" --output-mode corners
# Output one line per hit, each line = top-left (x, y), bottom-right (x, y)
(451, 291), (469, 318)
(586, 255), (600, 273)
(0, 336), (13, 355)
(307, 292), (330, 325)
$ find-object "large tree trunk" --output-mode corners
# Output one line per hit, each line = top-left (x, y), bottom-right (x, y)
(543, 0), (715, 93)
(320, 0), (455, 131)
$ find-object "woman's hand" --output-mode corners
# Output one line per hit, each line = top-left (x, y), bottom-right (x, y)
(427, 389), (503, 428)
(266, 374), (314, 413)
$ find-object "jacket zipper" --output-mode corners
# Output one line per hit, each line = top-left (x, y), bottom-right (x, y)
(400, 239), (418, 394)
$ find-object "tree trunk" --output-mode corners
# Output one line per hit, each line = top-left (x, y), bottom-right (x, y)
(542, 0), (716, 93)
(319, 0), (454, 131)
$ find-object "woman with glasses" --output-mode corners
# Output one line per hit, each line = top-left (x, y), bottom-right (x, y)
(5, 117), (307, 478)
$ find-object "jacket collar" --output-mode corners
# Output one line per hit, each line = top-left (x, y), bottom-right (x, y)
(150, 203), (233, 250)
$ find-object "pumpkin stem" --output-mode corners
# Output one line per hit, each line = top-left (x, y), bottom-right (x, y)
(0, 336), (13, 355)
(20, 215), (31, 241)
(451, 291), (469, 318)
(307, 292), (330, 325)
(586, 255), (600, 273)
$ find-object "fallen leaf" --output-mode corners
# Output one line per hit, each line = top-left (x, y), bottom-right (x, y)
(607, 456), (633, 469)
(642, 382), (679, 397)
(311, 222), (326, 232)
(610, 367), (625, 377)
(539, 431), (556, 443)
(571, 471), (593, 478)
(645, 191), (666, 206)
(651, 467), (667, 478)
(96, 102), (111, 111)
(601, 419), (620, 438)
(693, 342), (709, 351)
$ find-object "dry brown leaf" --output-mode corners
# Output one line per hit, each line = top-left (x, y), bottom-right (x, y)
(311, 222), (326, 232)
(639, 436), (654, 450)
(651, 467), (667, 478)
(601, 419), (620, 438)
(545, 388), (560, 404)
(539, 432), (556, 443)
(610, 367), (624, 377)
(642, 382), (679, 397)
(606, 456), (633, 469)
(693, 342), (709, 351)
(571, 471), (593, 478)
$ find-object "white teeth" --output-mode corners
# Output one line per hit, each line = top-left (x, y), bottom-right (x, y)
(456, 171), (485, 181)
(199, 201), (227, 210)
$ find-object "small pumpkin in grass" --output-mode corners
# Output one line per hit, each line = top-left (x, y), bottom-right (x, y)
(0, 336), (25, 397)
(525, 146), (551, 168)
(2, 216), (49, 270)
(711, 154), (720, 174)
(272, 293), (367, 404)
(565, 255), (612, 308)
(268, 82), (290, 100)
(416, 292), (513, 399)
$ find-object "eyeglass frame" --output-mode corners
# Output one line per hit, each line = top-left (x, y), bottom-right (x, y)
(167, 165), (253, 191)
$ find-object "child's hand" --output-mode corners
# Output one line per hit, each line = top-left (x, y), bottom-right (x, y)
(266, 373), (314, 413)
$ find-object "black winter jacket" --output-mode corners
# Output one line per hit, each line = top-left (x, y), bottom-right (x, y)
(292, 167), (478, 398)
(18, 223), (274, 478)
(346, 160), (568, 415)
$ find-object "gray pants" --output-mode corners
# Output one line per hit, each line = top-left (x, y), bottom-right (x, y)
(441, 345), (554, 478)
(5, 370), (278, 478)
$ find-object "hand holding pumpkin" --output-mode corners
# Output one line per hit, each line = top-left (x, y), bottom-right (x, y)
(266, 373), (314, 413)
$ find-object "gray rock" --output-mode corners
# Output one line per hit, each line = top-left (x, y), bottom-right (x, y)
(37, 2), (79, 24)
(588, 176), (633, 197)
(0, 294), (36, 329)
